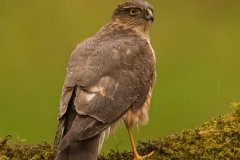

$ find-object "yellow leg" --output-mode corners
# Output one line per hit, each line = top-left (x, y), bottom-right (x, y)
(126, 125), (154, 160)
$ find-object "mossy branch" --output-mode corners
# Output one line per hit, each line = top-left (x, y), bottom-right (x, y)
(1, 102), (240, 160)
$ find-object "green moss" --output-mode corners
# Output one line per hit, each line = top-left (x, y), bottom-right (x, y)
(0, 135), (53, 160)
(99, 102), (240, 160)
(1, 102), (240, 160)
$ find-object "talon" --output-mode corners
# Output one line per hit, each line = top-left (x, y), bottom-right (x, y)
(133, 151), (154, 160)
(146, 151), (154, 158)
(125, 124), (154, 160)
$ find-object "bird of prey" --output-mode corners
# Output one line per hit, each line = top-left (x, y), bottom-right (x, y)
(54, 0), (156, 159)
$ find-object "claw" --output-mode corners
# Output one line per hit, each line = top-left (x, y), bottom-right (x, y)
(133, 151), (154, 160)
(125, 124), (154, 160)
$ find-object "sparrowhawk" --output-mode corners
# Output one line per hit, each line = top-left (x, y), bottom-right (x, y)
(54, 0), (156, 159)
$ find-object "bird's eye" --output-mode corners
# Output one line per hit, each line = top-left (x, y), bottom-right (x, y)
(129, 8), (140, 15)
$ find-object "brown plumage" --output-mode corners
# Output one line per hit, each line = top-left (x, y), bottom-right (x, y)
(54, 0), (156, 159)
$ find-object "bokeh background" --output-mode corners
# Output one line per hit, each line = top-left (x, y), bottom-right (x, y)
(1, 0), (240, 154)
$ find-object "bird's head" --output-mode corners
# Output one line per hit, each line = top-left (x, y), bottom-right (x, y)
(112, 0), (154, 34)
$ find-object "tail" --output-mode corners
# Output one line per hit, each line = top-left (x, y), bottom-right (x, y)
(54, 90), (104, 160)
(56, 134), (100, 160)
(54, 118), (65, 158)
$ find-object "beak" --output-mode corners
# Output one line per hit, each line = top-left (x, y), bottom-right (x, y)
(145, 9), (154, 22)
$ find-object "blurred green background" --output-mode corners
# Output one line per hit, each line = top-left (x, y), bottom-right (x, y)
(0, 0), (240, 154)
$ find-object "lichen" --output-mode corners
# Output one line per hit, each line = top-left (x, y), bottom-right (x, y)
(1, 102), (240, 160)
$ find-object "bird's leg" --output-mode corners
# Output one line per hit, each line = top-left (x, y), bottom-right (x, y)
(125, 124), (154, 160)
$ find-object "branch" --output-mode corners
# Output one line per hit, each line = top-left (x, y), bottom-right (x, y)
(1, 102), (240, 160)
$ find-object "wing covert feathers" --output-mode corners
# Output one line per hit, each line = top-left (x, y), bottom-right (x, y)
(54, 35), (155, 158)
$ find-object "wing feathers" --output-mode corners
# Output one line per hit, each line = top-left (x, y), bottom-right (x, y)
(55, 37), (155, 156)
(58, 115), (108, 152)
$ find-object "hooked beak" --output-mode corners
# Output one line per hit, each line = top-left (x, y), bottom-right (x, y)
(145, 9), (154, 22)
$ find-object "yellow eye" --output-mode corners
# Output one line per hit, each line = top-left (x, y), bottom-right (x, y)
(129, 8), (140, 15)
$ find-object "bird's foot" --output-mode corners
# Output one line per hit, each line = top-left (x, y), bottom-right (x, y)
(133, 151), (154, 160)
